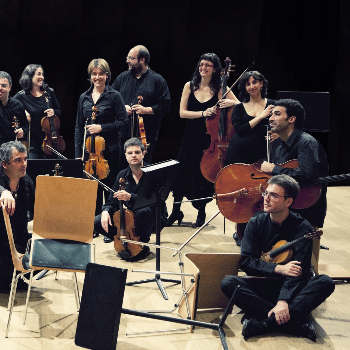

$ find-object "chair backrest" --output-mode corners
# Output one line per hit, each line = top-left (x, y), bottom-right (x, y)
(1, 205), (28, 272)
(33, 176), (98, 243)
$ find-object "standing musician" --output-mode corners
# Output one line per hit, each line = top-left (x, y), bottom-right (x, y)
(111, 45), (171, 163)
(0, 72), (29, 147)
(260, 99), (328, 230)
(13, 64), (61, 159)
(75, 58), (129, 218)
(221, 175), (334, 341)
(0, 141), (35, 292)
(94, 137), (165, 261)
(166, 53), (239, 227)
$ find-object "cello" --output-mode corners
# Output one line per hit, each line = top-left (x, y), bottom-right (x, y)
(113, 178), (143, 259)
(41, 90), (66, 155)
(84, 105), (109, 180)
(200, 57), (236, 183)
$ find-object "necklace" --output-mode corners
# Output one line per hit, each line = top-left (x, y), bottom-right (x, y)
(10, 183), (19, 199)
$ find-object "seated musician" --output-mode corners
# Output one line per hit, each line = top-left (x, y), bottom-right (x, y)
(0, 141), (35, 292)
(221, 175), (334, 341)
(94, 137), (164, 261)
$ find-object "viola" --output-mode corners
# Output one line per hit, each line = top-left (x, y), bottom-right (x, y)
(214, 160), (322, 223)
(85, 106), (110, 180)
(113, 178), (143, 258)
(11, 116), (29, 150)
(41, 90), (66, 155)
(200, 57), (236, 183)
(132, 95), (149, 151)
(260, 230), (322, 265)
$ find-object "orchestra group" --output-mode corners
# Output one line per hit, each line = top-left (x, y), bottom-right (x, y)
(0, 46), (335, 342)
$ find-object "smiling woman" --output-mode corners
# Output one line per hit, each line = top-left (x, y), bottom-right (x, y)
(74, 58), (129, 216)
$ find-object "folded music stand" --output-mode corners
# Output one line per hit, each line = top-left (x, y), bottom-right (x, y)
(127, 160), (180, 299)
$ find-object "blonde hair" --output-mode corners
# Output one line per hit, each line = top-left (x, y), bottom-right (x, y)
(87, 58), (111, 85)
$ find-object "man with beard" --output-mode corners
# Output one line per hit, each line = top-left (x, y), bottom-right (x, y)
(0, 71), (28, 147)
(111, 45), (170, 163)
(0, 141), (35, 292)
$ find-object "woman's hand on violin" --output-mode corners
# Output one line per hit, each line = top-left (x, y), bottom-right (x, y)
(14, 128), (24, 139)
(131, 104), (153, 115)
(218, 99), (238, 109)
(44, 108), (55, 117)
(203, 106), (217, 118)
(125, 105), (133, 115)
(86, 124), (102, 134)
(259, 104), (274, 120)
(101, 210), (112, 233)
(114, 190), (131, 202)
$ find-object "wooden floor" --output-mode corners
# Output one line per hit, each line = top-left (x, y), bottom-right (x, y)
(1, 186), (350, 350)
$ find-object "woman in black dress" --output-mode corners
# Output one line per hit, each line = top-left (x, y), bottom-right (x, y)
(74, 58), (129, 222)
(166, 53), (239, 227)
(225, 71), (277, 165)
(14, 64), (61, 159)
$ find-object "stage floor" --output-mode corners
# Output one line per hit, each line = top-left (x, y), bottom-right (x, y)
(0, 186), (349, 350)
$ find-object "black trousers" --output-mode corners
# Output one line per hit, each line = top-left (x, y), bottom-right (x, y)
(221, 274), (335, 325)
(94, 206), (156, 244)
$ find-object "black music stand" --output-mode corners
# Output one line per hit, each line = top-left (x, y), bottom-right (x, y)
(126, 160), (180, 300)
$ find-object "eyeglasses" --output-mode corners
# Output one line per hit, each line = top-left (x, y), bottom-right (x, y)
(126, 56), (137, 61)
(262, 191), (288, 200)
(0, 84), (9, 88)
(198, 63), (214, 68)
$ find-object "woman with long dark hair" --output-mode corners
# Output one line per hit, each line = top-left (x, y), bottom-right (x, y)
(166, 53), (239, 227)
(14, 64), (61, 159)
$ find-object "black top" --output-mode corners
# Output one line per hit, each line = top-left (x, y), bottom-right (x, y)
(13, 88), (61, 151)
(111, 68), (170, 142)
(272, 129), (328, 227)
(0, 97), (29, 145)
(225, 98), (276, 165)
(0, 172), (35, 248)
(74, 85), (129, 158)
(241, 211), (313, 302)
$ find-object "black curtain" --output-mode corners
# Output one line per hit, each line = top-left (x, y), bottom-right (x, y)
(1, 0), (349, 181)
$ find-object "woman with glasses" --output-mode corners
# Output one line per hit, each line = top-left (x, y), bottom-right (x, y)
(74, 58), (129, 223)
(14, 64), (61, 159)
(166, 53), (239, 227)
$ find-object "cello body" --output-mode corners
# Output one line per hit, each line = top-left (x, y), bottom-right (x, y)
(214, 160), (322, 223)
(200, 57), (235, 183)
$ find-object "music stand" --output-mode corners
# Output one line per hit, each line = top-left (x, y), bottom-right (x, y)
(126, 160), (180, 299)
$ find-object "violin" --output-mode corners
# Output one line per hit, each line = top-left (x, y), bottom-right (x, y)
(11, 116), (29, 150)
(132, 95), (149, 151)
(214, 160), (322, 223)
(85, 106), (110, 180)
(200, 57), (236, 183)
(113, 178), (143, 258)
(41, 90), (66, 155)
(260, 230), (322, 265)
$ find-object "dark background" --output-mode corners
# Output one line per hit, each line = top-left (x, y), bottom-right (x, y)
(1, 0), (349, 183)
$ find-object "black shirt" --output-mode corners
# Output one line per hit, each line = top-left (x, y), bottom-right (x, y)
(241, 211), (314, 302)
(0, 97), (29, 145)
(111, 68), (170, 142)
(74, 85), (129, 158)
(13, 88), (61, 151)
(272, 129), (328, 227)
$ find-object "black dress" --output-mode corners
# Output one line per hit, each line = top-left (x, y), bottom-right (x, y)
(225, 98), (276, 165)
(13, 88), (61, 159)
(172, 90), (216, 209)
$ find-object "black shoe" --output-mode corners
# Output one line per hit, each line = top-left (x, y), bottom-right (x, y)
(126, 246), (151, 262)
(194, 209), (206, 227)
(240, 313), (258, 324)
(242, 319), (269, 340)
(296, 321), (317, 342)
(93, 231), (100, 238)
(165, 211), (184, 227)
(233, 232), (242, 246)
(104, 236), (113, 243)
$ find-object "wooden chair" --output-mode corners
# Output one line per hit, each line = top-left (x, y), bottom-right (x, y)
(178, 252), (241, 332)
(5, 175), (98, 337)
